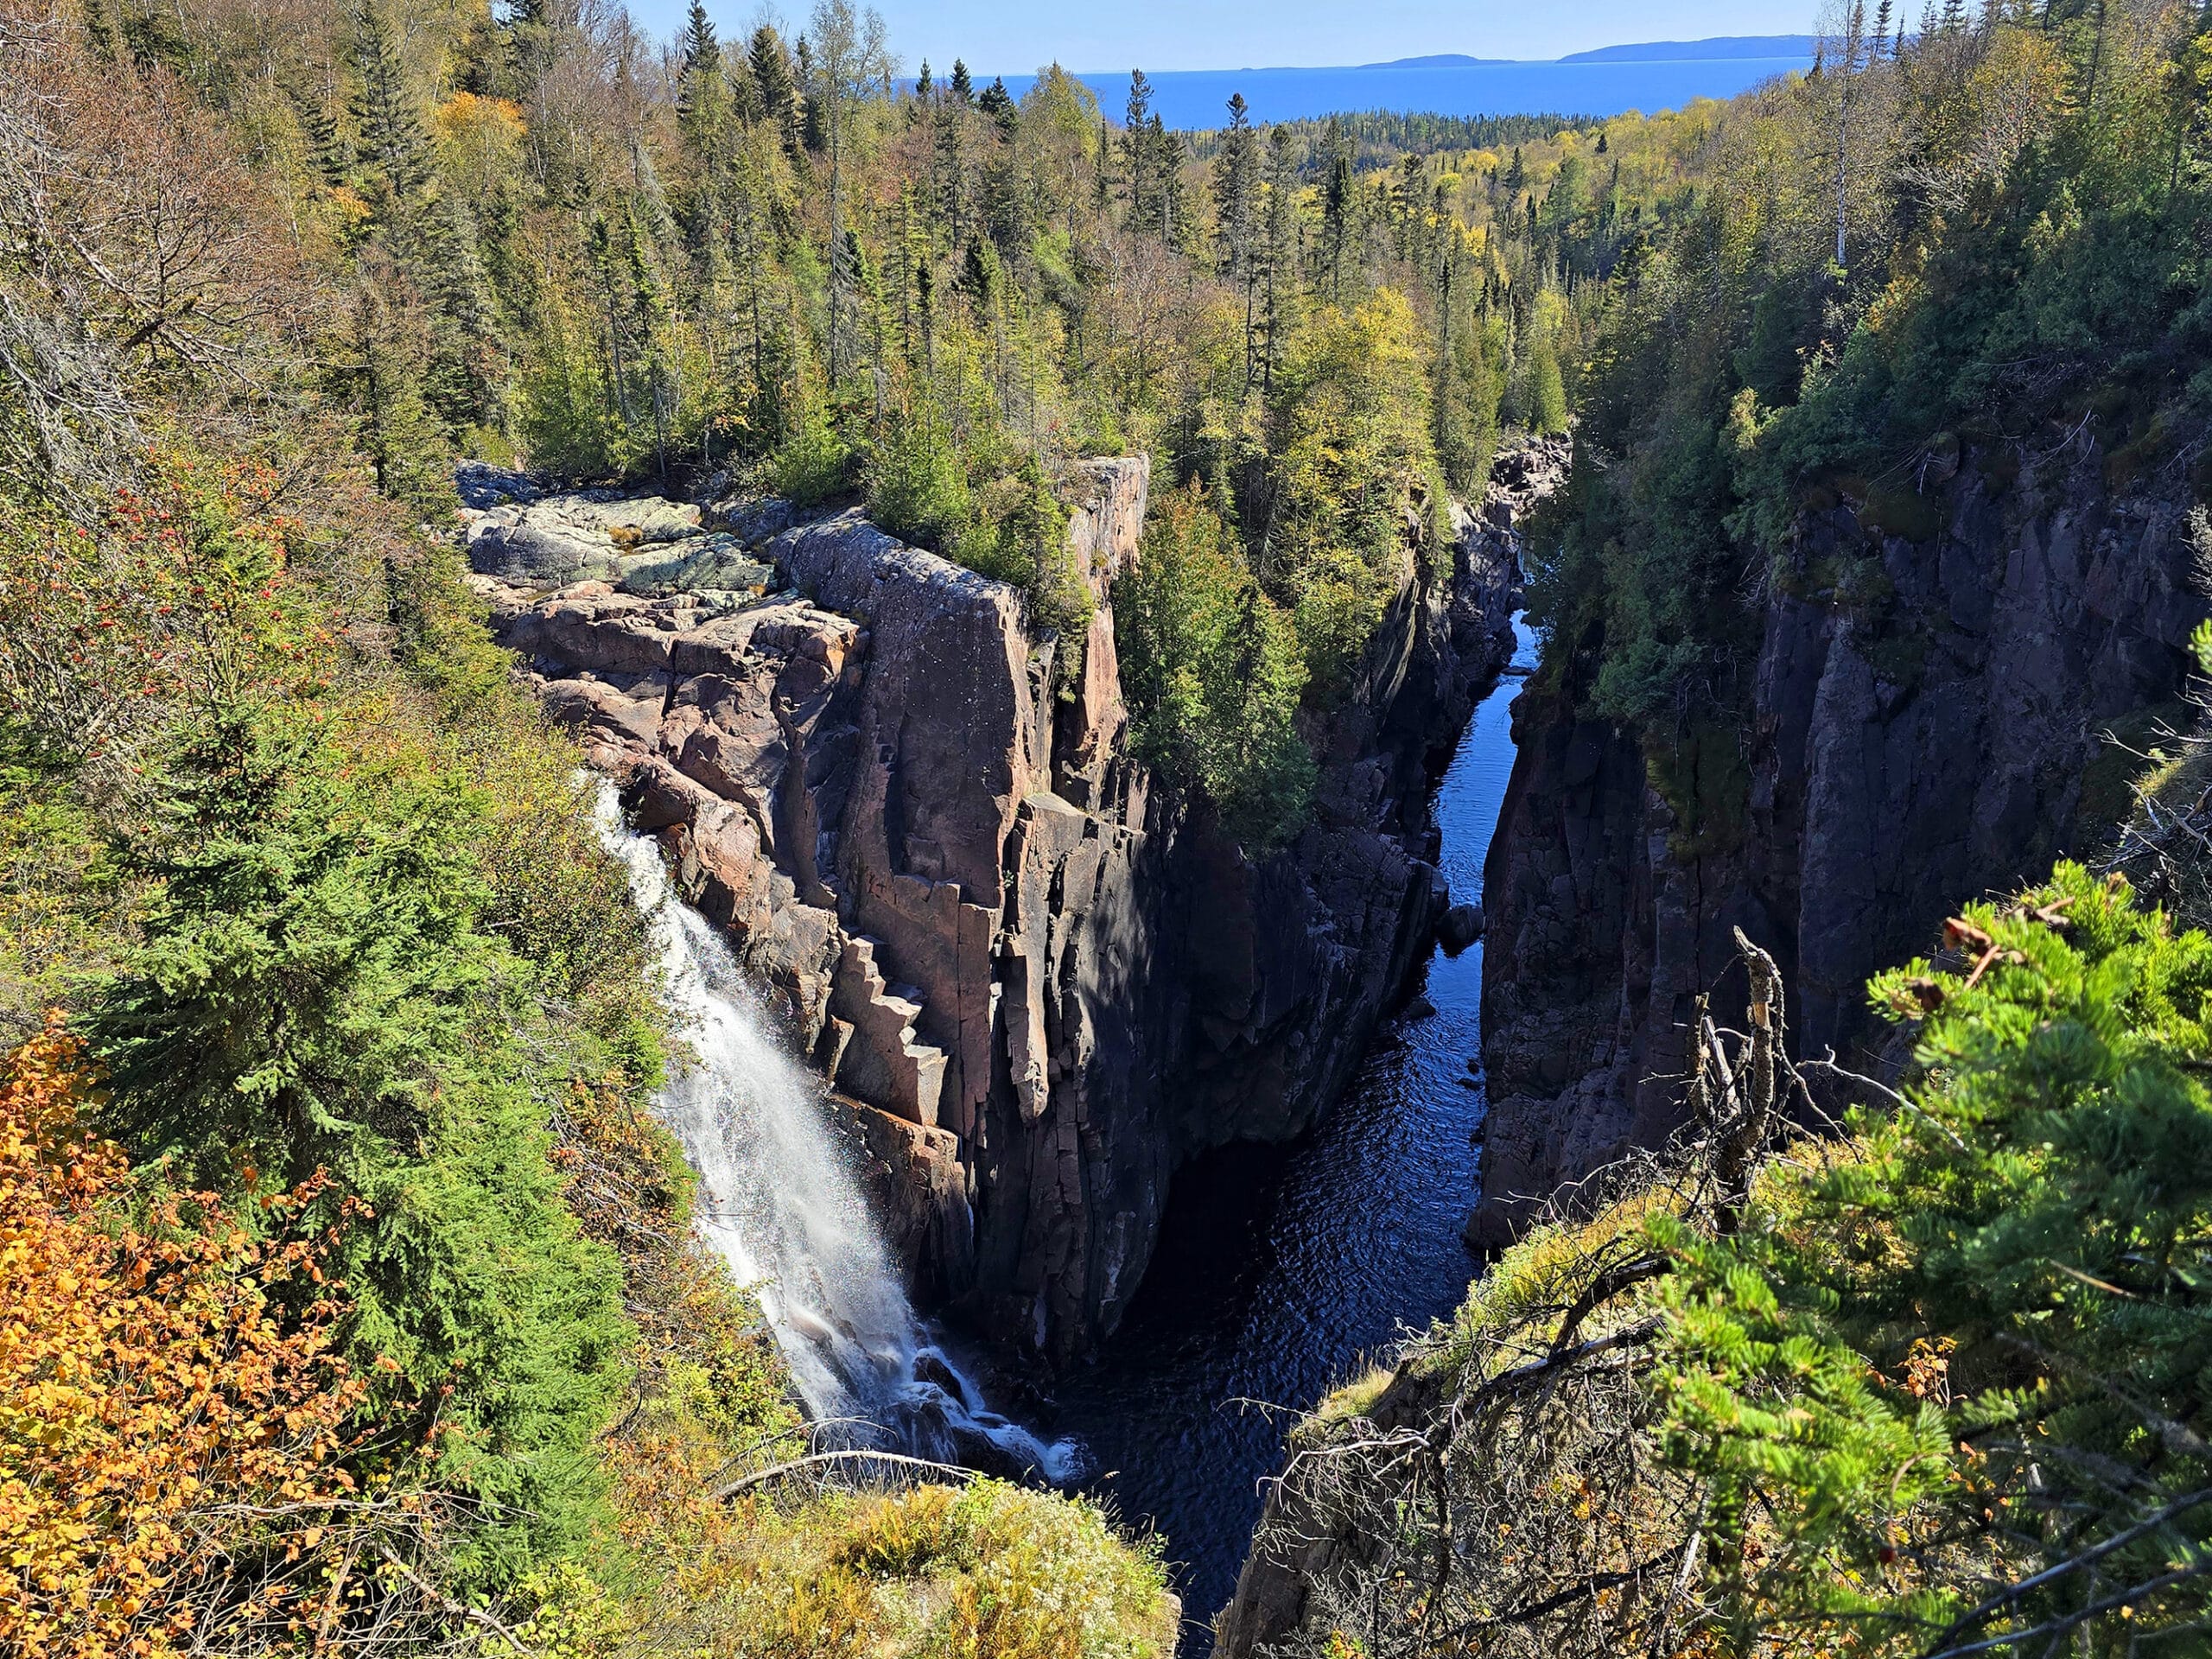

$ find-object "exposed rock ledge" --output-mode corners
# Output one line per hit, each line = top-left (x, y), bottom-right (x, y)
(468, 442), (1559, 1363)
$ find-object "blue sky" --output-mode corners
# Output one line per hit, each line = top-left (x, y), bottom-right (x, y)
(626, 1), (1818, 75)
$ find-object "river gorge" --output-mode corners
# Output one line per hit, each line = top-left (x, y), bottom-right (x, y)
(459, 439), (1560, 1648)
(1053, 616), (1537, 1641)
(458, 409), (2205, 1653)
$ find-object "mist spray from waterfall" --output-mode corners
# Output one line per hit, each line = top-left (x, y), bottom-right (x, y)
(596, 788), (1076, 1479)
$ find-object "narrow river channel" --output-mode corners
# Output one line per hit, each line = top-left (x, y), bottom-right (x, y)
(1051, 616), (1540, 1652)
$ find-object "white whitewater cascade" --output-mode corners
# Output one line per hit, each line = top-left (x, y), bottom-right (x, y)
(595, 787), (1078, 1480)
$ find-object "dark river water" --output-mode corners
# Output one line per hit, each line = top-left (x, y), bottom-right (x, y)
(1050, 618), (1538, 1652)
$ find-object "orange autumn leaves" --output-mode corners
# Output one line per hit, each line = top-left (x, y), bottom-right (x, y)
(0, 1016), (363, 1659)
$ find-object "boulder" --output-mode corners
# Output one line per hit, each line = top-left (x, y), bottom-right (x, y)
(616, 532), (775, 598)
(463, 493), (703, 585)
(466, 501), (623, 584)
(1438, 903), (1485, 954)
(454, 460), (544, 509)
(707, 493), (798, 546)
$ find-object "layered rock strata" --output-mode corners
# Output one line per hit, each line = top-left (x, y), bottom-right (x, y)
(469, 442), (1554, 1362)
(1471, 444), (2206, 1245)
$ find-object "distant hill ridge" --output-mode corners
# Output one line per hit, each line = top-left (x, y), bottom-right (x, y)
(1361, 36), (1816, 70)
(1557, 35), (1819, 62)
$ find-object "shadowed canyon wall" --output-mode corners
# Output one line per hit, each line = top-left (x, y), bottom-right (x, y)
(1471, 443), (2206, 1246)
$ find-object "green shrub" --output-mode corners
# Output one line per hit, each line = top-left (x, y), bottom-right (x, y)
(1264, 289), (1441, 695)
(1117, 483), (1314, 848)
(962, 455), (1094, 649)
(1646, 861), (2212, 1651)
(86, 708), (632, 1586)
(865, 410), (971, 550)
(770, 388), (852, 505)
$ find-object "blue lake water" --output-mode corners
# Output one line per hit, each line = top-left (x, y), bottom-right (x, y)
(1053, 617), (1540, 1653)
(996, 57), (1810, 129)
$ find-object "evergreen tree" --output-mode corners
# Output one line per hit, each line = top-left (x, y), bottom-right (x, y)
(1214, 92), (1258, 276)
(1259, 121), (1300, 393)
(348, 1), (431, 205)
(947, 57), (973, 105)
(417, 199), (506, 438)
(935, 92), (966, 249)
(1123, 69), (1154, 231)
(284, 75), (351, 189)
(1214, 93), (1262, 387)
(748, 25), (802, 159)
(347, 259), (451, 516)
(981, 149), (1027, 256)
(978, 75), (1016, 137)
(805, 0), (891, 387)
(1320, 118), (1357, 302)
(794, 35), (825, 152)
(675, 0), (732, 167)
(1153, 114), (1187, 250)
(1093, 118), (1113, 221)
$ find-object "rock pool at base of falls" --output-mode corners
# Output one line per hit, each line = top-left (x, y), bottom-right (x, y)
(1049, 617), (1538, 1654)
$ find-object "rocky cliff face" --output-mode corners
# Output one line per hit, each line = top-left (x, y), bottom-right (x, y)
(1471, 444), (2205, 1246)
(466, 445), (1547, 1363)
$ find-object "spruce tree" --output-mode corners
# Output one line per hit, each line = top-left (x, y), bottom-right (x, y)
(417, 200), (506, 438)
(795, 36), (825, 152)
(284, 75), (351, 189)
(978, 75), (1016, 137)
(1214, 92), (1258, 277)
(675, 0), (732, 167)
(748, 26), (802, 159)
(805, 0), (891, 388)
(349, 1), (431, 204)
(1153, 114), (1186, 251)
(1123, 69), (1154, 231)
(1320, 119), (1356, 302)
(1259, 122), (1300, 393)
(1214, 94), (1261, 388)
(348, 260), (451, 516)
(935, 99), (965, 250)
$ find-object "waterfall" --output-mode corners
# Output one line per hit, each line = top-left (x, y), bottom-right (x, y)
(595, 787), (1077, 1480)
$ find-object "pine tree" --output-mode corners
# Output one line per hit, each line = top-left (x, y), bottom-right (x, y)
(948, 57), (973, 105)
